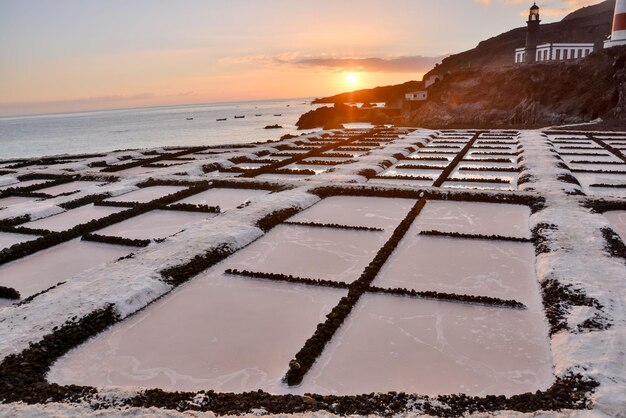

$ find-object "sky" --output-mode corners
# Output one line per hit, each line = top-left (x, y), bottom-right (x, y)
(0, 0), (605, 116)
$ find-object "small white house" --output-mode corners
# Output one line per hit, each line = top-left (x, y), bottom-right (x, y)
(405, 91), (428, 101)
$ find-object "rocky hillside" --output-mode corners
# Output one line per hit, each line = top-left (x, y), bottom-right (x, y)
(406, 45), (626, 128)
(312, 81), (422, 107)
(425, 0), (614, 77)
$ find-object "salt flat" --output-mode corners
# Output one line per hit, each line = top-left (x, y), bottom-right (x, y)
(0, 127), (624, 417)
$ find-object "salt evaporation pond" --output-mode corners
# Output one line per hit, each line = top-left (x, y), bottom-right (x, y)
(226, 225), (387, 284)
(48, 274), (346, 393)
(0, 239), (132, 301)
(95, 210), (215, 240)
(604, 211), (626, 242)
(299, 293), (552, 396)
(105, 186), (187, 204)
(255, 173), (313, 181)
(288, 196), (415, 230)
(36, 181), (104, 196)
(23, 204), (127, 232)
(413, 200), (530, 238)
(173, 188), (271, 211)
(368, 177), (435, 187)
(0, 231), (38, 249)
(0, 179), (51, 191)
(373, 235), (539, 309)
(285, 163), (329, 174)
(574, 173), (626, 197)
(442, 181), (514, 191)
(111, 166), (160, 176)
(0, 196), (40, 209)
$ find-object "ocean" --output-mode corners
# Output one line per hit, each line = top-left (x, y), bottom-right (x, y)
(0, 98), (327, 160)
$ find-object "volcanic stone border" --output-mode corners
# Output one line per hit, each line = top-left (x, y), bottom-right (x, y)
(283, 198), (429, 386)
(82, 233), (151, 248)
(601, 227), (626, 262)
(444, 178), (512, 184)
(283, 221), (384, 232)
(590, 183), (626, 188)
(0, 285), (20, 300)
(419, 230), (531, 242)
(373, 175), (434, 182)
(589, 135), (626, 163)
(224, 269), (526, 309)
(459, 167), (520, 172)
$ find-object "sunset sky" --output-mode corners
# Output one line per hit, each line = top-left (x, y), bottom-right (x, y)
(0, 0), (604, 116)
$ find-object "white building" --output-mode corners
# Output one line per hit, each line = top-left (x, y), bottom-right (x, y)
(405, 91), (428, 101)
(515, 43), (595, 63)
(605, 0), (626, 47)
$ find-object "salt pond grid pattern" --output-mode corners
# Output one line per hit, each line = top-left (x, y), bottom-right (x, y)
(0, 127), (624, 416)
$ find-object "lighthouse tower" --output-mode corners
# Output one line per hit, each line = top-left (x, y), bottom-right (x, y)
(605, 0), (626, 47)
(525, 3), (541, 63)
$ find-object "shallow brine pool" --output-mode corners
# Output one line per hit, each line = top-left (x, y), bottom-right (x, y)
(48, 274), (346, 393)
(299, 293), (552, 396)
(288, 196), (415, 230)
(0, 239), (132, 303)
(0, 196), (40, 209)
(225, 224), (387, 284)
(0, 231), (39, 250)
(173, 188), (271, 211)
(23, 204), (127, 232)
(105, 186), (187, 204)
(0, 179), (51, 191)
(36, 181), (104, 196)
(95, 210), (216, 240)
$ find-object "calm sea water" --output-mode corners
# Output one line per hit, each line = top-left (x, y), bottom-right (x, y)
(0, 98), (325, 160)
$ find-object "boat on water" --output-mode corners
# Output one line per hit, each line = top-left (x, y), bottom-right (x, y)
(216, 118), (227, 121)
(234, 115), (245, 119)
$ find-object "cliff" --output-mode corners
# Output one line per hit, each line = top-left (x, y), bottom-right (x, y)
(425, 0), (614, 78)
(312, 81), (423, 107)
(405, 45), (626, 128)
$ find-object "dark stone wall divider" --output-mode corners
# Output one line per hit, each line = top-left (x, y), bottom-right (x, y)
(419, 230), (531, 243)
(459, 167), (519, 172)
(82, 233), (151, 248)
(590, 183), (626, 188)
(461, 158), (512, 163)
(589, 136), (626, 163)
(444, 178), (511, 184)
(165, 203), (221, 213)
(59, 193), (112, 210)
(367, 286), (525, 309)
(283, 198), (428, 386)
(373, 175), (433, 181)
(601, 227), (626, 262)
(283, 221), (384, 232)
(0, 285), (20, 300)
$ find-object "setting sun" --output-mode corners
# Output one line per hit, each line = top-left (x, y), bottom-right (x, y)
(346, 72), (359, 85)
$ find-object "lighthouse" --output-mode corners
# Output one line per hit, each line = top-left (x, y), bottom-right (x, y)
(525, 3), (541, 63)
(605, 0), (626, 47)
